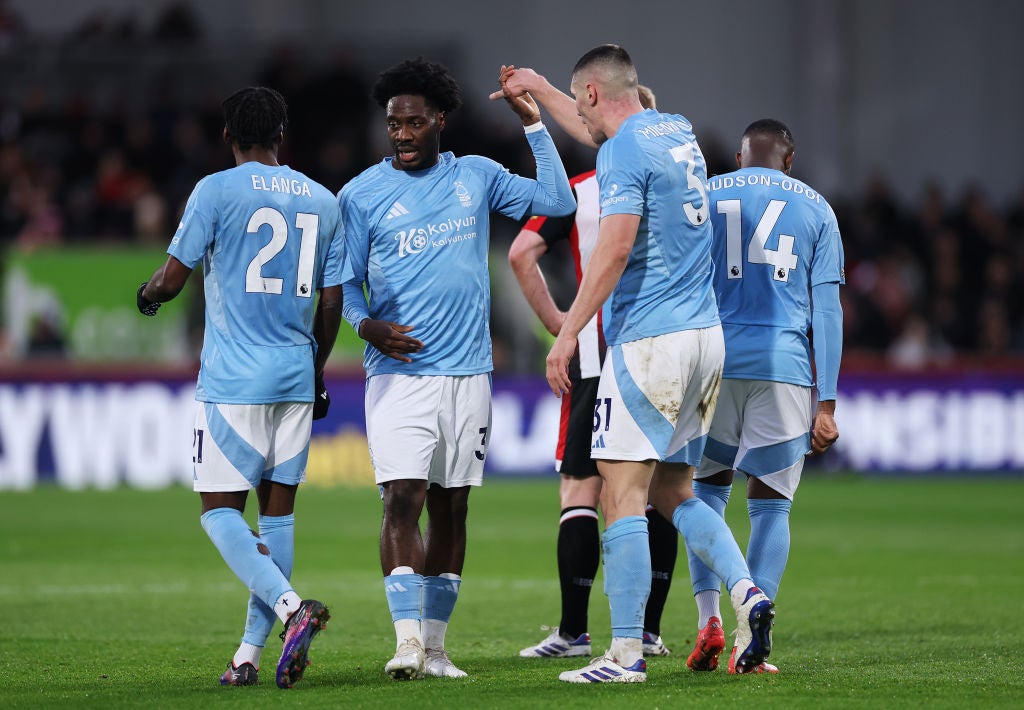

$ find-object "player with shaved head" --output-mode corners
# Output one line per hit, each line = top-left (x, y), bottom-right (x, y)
(501, 45), (775, 683)
(508, 82), (679, 661)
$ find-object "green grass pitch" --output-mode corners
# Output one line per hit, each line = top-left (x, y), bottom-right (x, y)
(1, 476), (1022, 708)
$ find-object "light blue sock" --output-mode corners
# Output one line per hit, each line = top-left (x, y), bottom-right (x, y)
(602, 516), (650, 640)
(423, 575), (460, 623)
(746, 498), (792, 600)
(422, 574), (461, 650)
(672, 498), (750, 591)
(200, 508), (292, 610)
(241, 513), (294, 647)
(685, 482), (732, 595)
(384, 572), (424, 623)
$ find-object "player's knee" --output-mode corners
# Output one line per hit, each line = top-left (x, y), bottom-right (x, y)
(435, 486), (470, 521)
(384, 502), (423, 527)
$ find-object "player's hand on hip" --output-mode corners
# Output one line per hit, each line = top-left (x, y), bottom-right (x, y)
(545, 333), (576, 397)
(810, 409), (839, 454)
(359, 319), (423, 363)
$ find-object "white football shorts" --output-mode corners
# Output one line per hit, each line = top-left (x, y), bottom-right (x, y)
(365, 373), (491, 487)
(592, 326), (724, 465)
(695, 379), (814, 500)
(192, 401), (312, 492)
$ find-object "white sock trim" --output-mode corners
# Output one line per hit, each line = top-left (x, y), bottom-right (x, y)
(559, 508), (599, 524)
(273, 591), (301, 624)
(694, 589), (722, 628)
(394, 618), (421, 646)
(728, 578), (757, 610)
(232, 642), (262, 668)
(609, 636), (643, 666)
(422, 618), (448, 651)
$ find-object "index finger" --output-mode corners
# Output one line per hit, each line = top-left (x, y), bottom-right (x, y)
(383, 350), (414, 364)
(390, 334), (424, 349)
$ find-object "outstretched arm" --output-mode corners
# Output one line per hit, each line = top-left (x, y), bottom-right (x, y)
(492, 68), (574, 217)
(522, 121), (575, 217)
(491, 65), (598, 149)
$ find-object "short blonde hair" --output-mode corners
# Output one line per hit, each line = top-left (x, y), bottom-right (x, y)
(637, 84), (656, 110)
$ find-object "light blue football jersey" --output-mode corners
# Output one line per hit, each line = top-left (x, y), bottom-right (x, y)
(339, 149), (554, 377)
(168, 162), (346, 404)
(596, 110), (720, 345)
(706, 167), (845, 385)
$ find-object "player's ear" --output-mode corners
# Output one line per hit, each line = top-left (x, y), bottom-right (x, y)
(437, 110), (446, 132)
(222, 127), (231, 145)
(735, 151), (742, 169)
(784, 150), (794, 175)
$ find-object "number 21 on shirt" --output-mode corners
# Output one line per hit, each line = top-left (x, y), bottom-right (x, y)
(245, 207), (319, 296)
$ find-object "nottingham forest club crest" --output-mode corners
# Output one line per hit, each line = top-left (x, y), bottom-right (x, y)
(454, 181), (472, 208)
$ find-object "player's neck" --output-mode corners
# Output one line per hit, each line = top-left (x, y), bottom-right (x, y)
(234, 147), (281, 168)
(603, 102), (645, 140)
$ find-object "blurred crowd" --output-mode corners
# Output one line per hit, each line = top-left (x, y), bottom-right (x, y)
(834, 179), (1024, 368)
(1, 1), (1022, 371)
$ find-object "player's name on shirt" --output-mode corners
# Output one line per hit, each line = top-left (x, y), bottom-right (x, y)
(707, 173), (823, 204)
(249, 174), (313, 197)
(635, 118), (690, 140)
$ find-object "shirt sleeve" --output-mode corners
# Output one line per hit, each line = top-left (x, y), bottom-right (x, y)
(810, 202), (844, 400)
(167, 176), (217, 268)
(810, 203), (846, 287)
(811, 281), (842, 401)
(533, 211), (575, 250)
(337, 186), (371, 331)
(524, 123), (575, 217)
(320, 202), (346, 289)
(596, 137), (645, 218)
(483, 124), (575, 220)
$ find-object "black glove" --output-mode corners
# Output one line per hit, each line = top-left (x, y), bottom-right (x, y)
(313, 372), (330, 420)
(137, 282), (161, 316)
